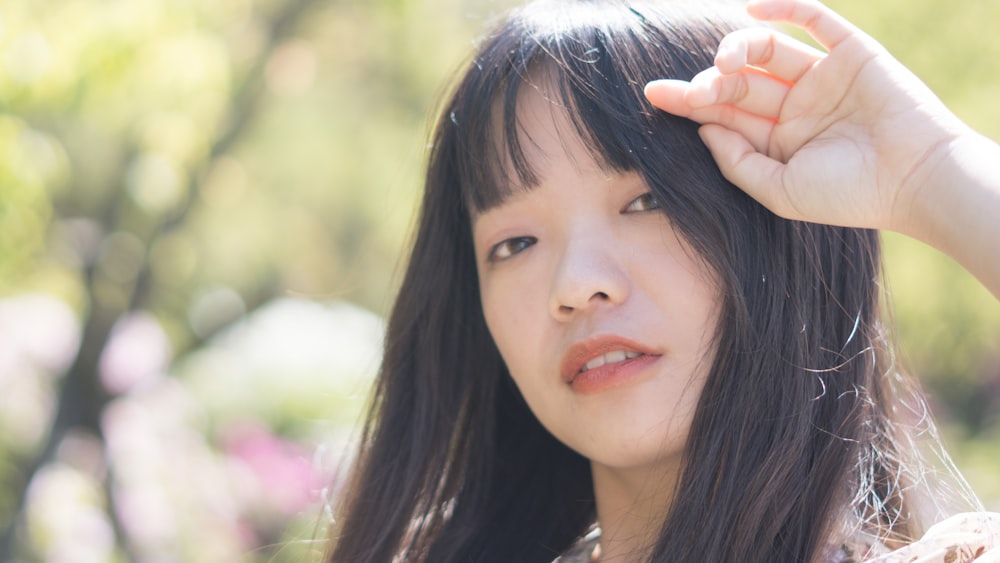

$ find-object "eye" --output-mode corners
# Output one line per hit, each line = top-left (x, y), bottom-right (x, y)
(623, 192), (662, 213)
(488, 236), (537, 262)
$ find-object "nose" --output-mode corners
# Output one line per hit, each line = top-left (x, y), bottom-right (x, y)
(549, 230), (630, 321)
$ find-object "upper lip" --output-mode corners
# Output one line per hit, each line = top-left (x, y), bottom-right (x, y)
(559, 334), (661, 384)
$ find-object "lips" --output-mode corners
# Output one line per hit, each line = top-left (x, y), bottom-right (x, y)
(560, 334), (661, 385)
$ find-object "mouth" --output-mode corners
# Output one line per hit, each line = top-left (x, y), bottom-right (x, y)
(560, 335), (661, 384)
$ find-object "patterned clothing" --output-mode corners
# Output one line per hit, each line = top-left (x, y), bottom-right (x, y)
(554, 513), (1000, 563)
(859, 513), (1000, 563)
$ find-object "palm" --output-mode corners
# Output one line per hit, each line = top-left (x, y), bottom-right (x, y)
(769, 47), (943, 230)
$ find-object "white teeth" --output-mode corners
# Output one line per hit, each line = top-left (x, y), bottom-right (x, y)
(581, 350), (643, 372)
(605, 350), (626, 364)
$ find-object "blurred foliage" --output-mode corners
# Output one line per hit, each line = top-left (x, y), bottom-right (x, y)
(0, 0), (998, 560)
(0, 0), (515, 559)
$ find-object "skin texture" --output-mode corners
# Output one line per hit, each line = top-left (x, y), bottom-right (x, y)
(645, 0), (1000, 300)
(473, 80), (720, 561)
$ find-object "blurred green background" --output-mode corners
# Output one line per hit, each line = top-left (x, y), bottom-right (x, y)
(0, 0), (997, 560)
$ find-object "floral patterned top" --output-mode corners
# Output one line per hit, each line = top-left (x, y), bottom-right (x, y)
(841, 513), (1000, 563)
(554, 513), (1000, 563)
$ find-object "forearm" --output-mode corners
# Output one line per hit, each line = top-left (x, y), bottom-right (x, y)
(901, 131), (1000, 300)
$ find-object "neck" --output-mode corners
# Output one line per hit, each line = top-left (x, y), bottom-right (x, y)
(590, 458), (680, 562)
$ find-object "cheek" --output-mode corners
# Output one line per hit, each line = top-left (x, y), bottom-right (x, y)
(480, 279), (549, 384)
(482, 290), (528, 360)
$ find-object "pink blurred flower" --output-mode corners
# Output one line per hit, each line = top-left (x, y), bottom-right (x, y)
(221, 421), (326, 515)
(99, 311), (172, 394)
(0, 293), (80, 376)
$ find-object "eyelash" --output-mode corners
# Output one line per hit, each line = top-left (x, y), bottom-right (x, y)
(486, 192), (662, 263)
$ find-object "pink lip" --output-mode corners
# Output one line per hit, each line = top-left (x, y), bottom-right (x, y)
(560, 334), (662, 394)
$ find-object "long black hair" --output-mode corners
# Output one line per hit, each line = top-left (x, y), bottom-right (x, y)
(328, 1), (974, 561)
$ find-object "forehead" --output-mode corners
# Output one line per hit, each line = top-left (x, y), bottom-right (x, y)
(514, 77), (611, 176)
(473, 69), (622, 217)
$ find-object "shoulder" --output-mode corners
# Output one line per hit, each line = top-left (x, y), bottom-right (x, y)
(864, 512), (1000, 563)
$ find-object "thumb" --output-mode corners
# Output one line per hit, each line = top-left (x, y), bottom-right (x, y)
(698, 124), (793, 219)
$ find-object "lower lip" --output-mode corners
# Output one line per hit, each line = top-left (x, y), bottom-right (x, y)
(569, 354), (660, 395)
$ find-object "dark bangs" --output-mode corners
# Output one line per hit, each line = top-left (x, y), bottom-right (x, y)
(448, 0), (758, 223)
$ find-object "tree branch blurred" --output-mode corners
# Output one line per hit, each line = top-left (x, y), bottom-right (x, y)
(0, 0), (320, 557)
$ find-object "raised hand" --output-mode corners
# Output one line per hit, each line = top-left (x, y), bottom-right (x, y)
(644, 0), (1000, 298)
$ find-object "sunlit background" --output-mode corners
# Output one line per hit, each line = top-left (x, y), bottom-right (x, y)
(0, 0), (998, 560)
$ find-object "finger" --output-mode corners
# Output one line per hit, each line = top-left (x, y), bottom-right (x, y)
(644, 79), (693, 115)
(698, 124), (797, 219)
(686, 66), (791, 119)
(746, 0), (857, 51)
(645, 80), (775, 153)
(714, 27), (825, 83)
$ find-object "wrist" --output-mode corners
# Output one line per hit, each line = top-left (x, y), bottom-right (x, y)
(896, 130), (1000, 298)
(893, 129), (992, 242)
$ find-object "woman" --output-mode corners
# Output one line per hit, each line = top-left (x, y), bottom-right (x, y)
(328, 0), (1000, 560)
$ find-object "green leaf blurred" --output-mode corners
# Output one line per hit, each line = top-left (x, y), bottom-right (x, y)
(0, 0), (998, 558)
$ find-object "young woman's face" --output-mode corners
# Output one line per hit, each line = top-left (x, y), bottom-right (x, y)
(472, 83), (722, 473)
